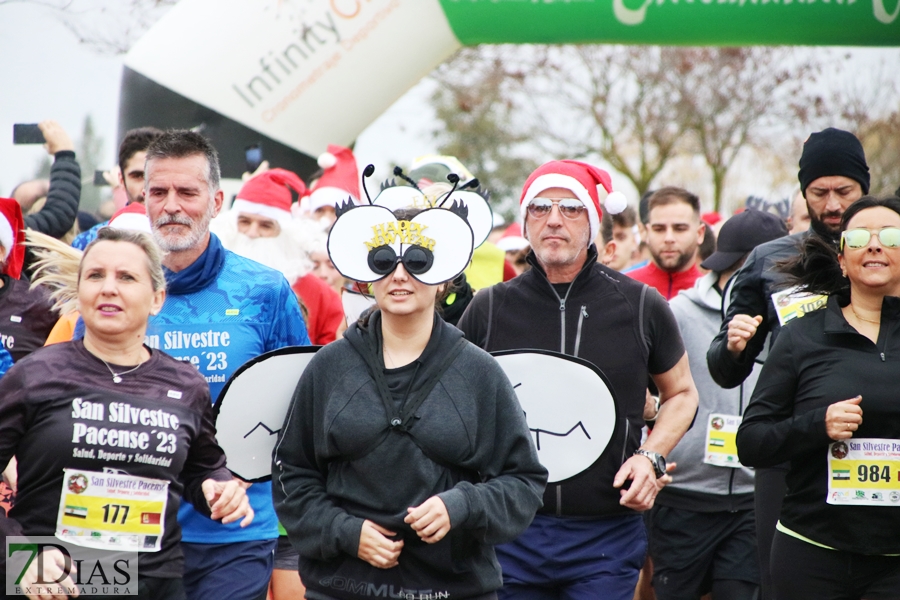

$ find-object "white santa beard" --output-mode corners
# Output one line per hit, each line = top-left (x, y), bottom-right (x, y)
(213, 215), (312, 284)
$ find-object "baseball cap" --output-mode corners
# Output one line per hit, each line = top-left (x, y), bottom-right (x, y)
(700, 209), (787, 272)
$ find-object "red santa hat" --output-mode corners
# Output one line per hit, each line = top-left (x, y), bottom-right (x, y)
(108, 202), (152, 234)
(233, 169), (306, 228)
(0, 197), (26, 279)
(496, 223), (529, 252)
(520, 160), (627, 241)
(306, 145), (360, 213)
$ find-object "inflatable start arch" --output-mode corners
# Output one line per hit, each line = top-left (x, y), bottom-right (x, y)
(121, 0), (898, 179)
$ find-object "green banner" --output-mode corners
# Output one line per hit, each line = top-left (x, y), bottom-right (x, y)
(438, 0), (900, 46)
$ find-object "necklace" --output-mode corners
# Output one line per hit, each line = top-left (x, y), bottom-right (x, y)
(383, 343), (397, 369)
(851, 305), (881, 325)
(99, 357), (143, 384)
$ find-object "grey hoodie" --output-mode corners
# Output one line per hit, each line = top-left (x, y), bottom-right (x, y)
(660, 272), (756, 511)
(272, 311), (547, 599)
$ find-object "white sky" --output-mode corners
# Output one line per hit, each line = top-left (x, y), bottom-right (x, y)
(1, 1), (897, 211)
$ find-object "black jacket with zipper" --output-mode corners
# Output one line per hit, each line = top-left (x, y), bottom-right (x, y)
(457, 245), (685, 518)
(737, 293), (900, 554)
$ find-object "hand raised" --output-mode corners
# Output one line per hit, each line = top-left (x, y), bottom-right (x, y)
(726, 314), (763, 355)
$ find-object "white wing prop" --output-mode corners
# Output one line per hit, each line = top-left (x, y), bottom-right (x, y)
(213, 346), (319, 482)
(341, 288), (376, 324)
(492, 350), (619, 484)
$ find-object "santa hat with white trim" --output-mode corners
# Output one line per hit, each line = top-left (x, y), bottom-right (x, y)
(233, 169), (307, 228)
(520, 160), (627, 241)
(0, 197), (26, 278)
(108, 202), (152, 234)
(306, 145), (360, 213)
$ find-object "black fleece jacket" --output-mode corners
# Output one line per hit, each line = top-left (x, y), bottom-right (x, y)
(737, 294), (900, 554)
(272, 311), (546, 599)
(24, 150), (80, 237)
(458, 246), (684, 518)
(21, 150), (81, 277)
(707, 231), (810, 389)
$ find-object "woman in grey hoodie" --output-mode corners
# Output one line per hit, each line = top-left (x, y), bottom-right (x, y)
(273, 190), (547, 600)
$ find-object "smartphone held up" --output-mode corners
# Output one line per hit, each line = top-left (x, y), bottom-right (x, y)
(13, 124), (45, 145)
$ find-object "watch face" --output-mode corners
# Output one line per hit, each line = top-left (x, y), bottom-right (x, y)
(655, 454), (666, 477)
(638, 450), (665, 478)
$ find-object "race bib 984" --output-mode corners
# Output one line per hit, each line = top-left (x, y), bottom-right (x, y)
(827, 439), (900, 506)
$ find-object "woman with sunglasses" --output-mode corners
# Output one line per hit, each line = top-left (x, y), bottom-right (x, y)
(737, 196), (900, 599)
(273, 199), (547, 600)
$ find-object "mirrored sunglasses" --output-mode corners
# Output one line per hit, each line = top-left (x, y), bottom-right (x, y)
(526, 198), (587, 220)
(840, 227), (900, 251)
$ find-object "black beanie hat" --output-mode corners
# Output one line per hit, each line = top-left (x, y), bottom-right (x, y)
(798, 128), (869, 196)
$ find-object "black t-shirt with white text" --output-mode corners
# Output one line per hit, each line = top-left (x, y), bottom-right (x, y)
(0, 340), (231, 578)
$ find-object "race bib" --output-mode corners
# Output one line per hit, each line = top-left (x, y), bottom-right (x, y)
(56, 469), (168, 552)
(771, 286), (827, 326)
(827, 439), (900, 507)
(703, 413), (743, 468)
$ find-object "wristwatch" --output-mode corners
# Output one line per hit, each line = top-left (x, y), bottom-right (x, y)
(634, 449), (667, 479)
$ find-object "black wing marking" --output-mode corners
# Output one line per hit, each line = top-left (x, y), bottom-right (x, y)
(518, 384), (592, 451)
(529, 422), (591, 450)
(243, 422), (281, 439)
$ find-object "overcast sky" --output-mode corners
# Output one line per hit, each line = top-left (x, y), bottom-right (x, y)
(1, 1), (897, 206)
(0, 1), (439, 197)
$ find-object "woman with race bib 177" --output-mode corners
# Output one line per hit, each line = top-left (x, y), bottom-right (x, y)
(0, 227), (252, 600)
(737, 196), (900, 600)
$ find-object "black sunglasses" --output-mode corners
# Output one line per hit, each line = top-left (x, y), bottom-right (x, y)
(367, 245), (434, 276)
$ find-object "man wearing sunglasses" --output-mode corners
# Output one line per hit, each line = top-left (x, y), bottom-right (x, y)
(706, 127), (870, 600)
(458, 160), (699, 600)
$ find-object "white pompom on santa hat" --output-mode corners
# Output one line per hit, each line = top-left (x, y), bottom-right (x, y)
(306, 145), (360, 213)
(519, 160), (627, 241)
(0, 197), (26, 278)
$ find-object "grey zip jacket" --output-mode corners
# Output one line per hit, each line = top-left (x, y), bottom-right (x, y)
(662, 272), (756, 510)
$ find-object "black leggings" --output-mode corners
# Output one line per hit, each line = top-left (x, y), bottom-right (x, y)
(754, 466), (787, 600)
(711, 579), (759, 600)
(770, 531), (900, 600)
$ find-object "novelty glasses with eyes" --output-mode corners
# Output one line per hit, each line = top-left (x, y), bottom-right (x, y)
(840, 227), (900, 251)
(367, 245), (435, 277)
(526, 198), (587, 220)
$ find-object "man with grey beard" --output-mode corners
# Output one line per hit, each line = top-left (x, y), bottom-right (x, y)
(143, 130), (309, 600)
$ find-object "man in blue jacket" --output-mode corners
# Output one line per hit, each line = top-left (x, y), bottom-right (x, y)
(144, 130), (309, 600)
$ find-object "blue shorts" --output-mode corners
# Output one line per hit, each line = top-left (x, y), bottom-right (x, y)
(182, 539), (276, 600)
(497, 513), (647, 600)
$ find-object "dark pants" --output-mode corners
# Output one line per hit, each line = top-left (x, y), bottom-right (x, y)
(496, 513), (647, 600)
(648, 505), (759, 600)
(770, 531), (900, 600)
(755, 466), (787, 600)
(182, 539), (276, 600)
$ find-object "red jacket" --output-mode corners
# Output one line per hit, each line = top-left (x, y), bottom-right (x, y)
(292, 274), (344, 345)
(627, 261), (703, 300)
